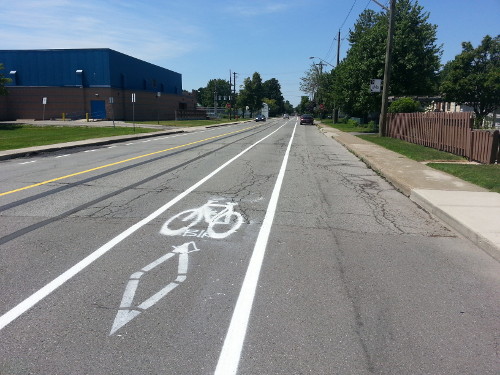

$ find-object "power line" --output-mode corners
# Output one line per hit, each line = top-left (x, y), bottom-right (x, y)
(340, 0), (359, 31)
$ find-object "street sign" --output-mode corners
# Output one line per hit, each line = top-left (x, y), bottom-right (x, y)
(109, 97), (114, 104)
(132, 93), (136, 102)
(370, 79), (382, 93)
(42, 97), (47, 104)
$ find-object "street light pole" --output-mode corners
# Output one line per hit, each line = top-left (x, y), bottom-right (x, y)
(378, 0), (396, 137)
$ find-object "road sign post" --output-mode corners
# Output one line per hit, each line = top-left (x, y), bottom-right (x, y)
(42, 97), (47, 120)
(132, 93), (136, 132)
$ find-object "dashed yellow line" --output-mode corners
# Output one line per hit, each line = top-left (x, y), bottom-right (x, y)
(0, 125), (258, 197)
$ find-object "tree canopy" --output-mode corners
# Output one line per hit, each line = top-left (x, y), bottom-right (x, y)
(196, 78), (232, 107)
(440, 34), (500, 125)
(0, 63), (11, 96)
(302, 0), (442, 119)
(197, 73), (290, 117)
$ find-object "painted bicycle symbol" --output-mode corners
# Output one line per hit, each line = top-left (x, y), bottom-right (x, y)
(160, 200), (244, 239)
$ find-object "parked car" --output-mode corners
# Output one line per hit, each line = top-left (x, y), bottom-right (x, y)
(255, 114), (266, 122)
(300, 114), (314, 125)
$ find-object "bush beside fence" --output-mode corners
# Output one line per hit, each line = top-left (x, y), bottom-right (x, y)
(386, 112), (499, 164)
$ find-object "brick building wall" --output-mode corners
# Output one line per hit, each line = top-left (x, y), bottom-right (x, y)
(0, 86), (196, 121)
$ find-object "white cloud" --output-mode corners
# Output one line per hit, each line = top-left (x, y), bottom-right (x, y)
(0, 1), (208, 63)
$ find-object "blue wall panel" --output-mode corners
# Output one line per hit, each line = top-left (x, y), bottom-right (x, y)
(0, 49), (182, 94)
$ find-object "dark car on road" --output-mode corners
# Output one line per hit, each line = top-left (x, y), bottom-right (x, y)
(300, 114), (314, 125)
(255, 114), (266, 122)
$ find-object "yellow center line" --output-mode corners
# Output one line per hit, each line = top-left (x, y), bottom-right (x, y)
(0, 124), (259, 197)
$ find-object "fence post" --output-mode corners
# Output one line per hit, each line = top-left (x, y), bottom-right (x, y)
(491, 130), (499, 164)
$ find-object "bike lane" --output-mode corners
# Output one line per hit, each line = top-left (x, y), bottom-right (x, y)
(0, 119), (299, 374)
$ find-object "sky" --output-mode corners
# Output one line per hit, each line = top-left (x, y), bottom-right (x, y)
(1, 0), (499, 107)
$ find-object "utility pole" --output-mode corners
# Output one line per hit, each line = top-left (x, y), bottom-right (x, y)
(333, 29), (341, 123)
(378, 0), (396, 137)
(229, 70), (232, 120)
(233, 71), (237, 119)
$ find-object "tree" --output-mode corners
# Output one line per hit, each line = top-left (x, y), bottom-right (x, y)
(440, 35), (500, 127)
(299, 63), (322, 100)
(0, 63), (12, 96)
(330, 0), (441, 119)
(196, 78), (231, 107)
(237, 72), (264, 116)
(263, 78), (284, 116)
(283, 100), (294, 115)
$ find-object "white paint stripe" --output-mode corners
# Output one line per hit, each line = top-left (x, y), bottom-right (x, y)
(119, 279), (139, 308)
(55, 154), (70, 158)
(214, 121), (297, 375)
(141, 252), (176, 272)
(137, 282), (179, 310)
(19, 161), (36, 165)
(0, 121), (289, 331)
(177, 253), (188, 274)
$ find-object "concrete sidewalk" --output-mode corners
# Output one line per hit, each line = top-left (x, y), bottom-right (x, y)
(318, 124), (500, 261)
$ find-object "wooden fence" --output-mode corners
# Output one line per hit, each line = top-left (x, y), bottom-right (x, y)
(386, 112), (500, 164)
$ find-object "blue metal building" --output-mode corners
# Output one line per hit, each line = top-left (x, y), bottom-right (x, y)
(0, 49), (195, 121)
(1, 48), (182, 93)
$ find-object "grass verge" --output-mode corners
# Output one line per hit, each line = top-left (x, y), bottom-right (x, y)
(428, 163), (500, 193)
(357, 134), (499, 193)
(0, 124), (162, 151)
(321, 118), (377, 133)
(357, 134), (466, 162)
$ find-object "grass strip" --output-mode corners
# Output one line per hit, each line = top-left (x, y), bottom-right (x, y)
(321, 119), (376, 133)
(428, 163), (500, 193)
(357, 134), (466, 162)
(0, 125), (161, 151)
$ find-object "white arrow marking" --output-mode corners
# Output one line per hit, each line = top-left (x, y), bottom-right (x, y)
(110, 242), (200, 335)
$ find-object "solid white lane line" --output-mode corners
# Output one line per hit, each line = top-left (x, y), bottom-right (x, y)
(214, 121), (297, 375)
(0, 122), (289, 331)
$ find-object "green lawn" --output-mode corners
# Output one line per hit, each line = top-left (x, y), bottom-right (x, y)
(357, 134), (499, 193)
(0, 124), (162, 151)
(357, 134), (466, 162)
(321, 118), (377, 133)
(428, 163), (500, 193)
(0, 119), (249, 150)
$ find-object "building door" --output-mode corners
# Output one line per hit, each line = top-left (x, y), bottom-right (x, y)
(91, 100), (106, 119)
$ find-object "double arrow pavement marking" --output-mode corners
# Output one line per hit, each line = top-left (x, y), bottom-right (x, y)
(110, 241), (200, 335)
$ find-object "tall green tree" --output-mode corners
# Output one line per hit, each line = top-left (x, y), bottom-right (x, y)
(237, 72), (264, 116)
(196, 78), (231, 107)
(331, 0), (441, 118)
(440, 35), (500, 126)
(263, 78), (284, 116)
(0, 63), (12, 96)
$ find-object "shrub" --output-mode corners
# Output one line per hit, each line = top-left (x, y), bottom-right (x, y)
(388, 97), (423, 113)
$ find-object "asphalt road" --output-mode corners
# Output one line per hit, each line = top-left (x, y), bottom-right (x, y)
(0, 118), (499, 374)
